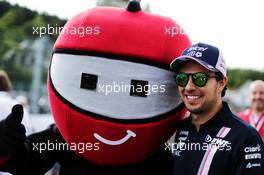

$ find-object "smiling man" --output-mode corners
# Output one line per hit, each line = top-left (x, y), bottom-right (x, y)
(170, 43), (264, 175)
(238, 80), (264, 141)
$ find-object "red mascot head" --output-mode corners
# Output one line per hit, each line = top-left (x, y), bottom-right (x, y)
(48, 1), (191, 166)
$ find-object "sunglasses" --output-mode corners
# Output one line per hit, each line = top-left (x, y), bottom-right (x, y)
(174, 72), (218, 87)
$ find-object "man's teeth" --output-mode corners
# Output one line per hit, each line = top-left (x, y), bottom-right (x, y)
(187, 95), (200, 100)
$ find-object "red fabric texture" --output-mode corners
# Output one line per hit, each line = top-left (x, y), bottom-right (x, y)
(54, 7), (191, 65)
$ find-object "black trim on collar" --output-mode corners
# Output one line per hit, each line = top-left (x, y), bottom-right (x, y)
(199, 102), (231, 130)
(49, 75), (185, 124)
(53, 48), (171, 70)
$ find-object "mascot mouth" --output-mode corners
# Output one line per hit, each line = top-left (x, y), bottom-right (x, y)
(94, 130), (136, 145)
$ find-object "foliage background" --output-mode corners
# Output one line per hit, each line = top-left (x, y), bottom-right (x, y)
(0, 1), (66, 90)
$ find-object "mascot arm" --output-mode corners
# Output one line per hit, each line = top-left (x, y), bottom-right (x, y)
(0, 124), (59, 174)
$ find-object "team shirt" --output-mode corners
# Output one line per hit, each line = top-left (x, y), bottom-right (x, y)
(171, 102), (264, 175)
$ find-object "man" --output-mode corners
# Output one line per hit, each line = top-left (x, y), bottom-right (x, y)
(238, 80), (264, 140)
(170, 43), (264, 175)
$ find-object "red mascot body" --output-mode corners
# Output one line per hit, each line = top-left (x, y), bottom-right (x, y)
(0, 1), (190, 174)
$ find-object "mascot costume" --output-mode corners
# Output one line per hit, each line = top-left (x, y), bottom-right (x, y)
(0, 1), (190, 174)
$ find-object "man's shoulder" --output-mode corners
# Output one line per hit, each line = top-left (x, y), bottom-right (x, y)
(0, 97), (15, 106)
(0, 98), (17, 120)
(227, 113), (261, 140)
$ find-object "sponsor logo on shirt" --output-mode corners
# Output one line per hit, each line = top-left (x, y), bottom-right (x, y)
(179, 130), (189, 136)
(178, 137), (187, 141)
(244, 144), (261, 153)
(205, 134), (231, 148)
(246, 162), (261, 169)
(245, 153), (262, 160)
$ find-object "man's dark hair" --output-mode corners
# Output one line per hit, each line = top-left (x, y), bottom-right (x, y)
(215, 72), (227, 97)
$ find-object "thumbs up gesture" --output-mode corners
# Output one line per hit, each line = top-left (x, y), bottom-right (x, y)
(0, 105), (26, 156)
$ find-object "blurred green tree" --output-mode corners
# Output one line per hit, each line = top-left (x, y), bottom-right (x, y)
(0, 1), (66, 90)
(227, 69), (264, 89)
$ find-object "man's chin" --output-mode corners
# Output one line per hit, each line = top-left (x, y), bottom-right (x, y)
(185, 104), (204, 114)
(253, 104), (264, 111)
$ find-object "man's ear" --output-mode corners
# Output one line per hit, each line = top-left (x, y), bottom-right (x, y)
(219, 76), (228, 92)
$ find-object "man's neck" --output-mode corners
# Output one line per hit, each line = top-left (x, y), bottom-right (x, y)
(192, 101), (223, 132)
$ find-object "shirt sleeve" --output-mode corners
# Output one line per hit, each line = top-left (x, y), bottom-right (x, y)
(231, 133), (264, 175)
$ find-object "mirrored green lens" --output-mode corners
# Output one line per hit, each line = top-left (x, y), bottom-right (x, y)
(192, 73), (208, 87)
(175, 73), (189, 87)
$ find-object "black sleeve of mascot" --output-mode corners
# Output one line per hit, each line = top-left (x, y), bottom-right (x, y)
(137, 148), (173, 175)
(0, 124), (60, 175)
(58, 147), (174, 175)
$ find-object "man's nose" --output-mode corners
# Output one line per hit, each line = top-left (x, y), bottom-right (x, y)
(255, 93), (263, 99)
(185, 77), (196, 91)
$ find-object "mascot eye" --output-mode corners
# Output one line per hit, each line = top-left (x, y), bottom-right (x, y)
(130, 79), (148, 97)
(80, 73), (98, 90)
